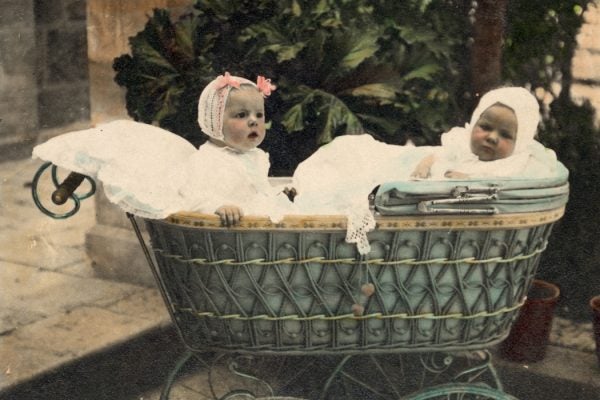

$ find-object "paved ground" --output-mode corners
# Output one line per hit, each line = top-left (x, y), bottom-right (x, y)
(0, 157), (170, 393)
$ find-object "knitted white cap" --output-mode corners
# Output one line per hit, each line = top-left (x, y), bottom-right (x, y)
(197, 72), (256, 141)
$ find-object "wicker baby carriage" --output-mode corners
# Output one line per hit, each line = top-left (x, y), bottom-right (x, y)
(33, 162), (569, 400)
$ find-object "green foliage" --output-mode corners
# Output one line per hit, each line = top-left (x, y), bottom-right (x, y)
(503, 0), (600, 320)
(538, 95), (600, 320)
(114, 0), (469, 172)
(113, 10), (210, 147)
(504, 1), (587, 91)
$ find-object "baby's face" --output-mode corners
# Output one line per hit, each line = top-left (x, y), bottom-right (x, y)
(470, 104), (517, 161)
(222, 86), (266, 151)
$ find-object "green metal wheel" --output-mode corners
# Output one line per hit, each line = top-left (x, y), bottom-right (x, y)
(403, 383), (519, 400)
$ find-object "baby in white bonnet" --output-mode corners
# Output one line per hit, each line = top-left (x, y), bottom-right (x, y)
(180, 72), (293, 226)
(291, 86), (558, 255)
(410, 86), (556, 180)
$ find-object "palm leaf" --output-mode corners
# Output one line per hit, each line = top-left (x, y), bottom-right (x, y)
(340, 31), (380, 70)
(281, 103), (305, 132)
(132, 41), (177, 72)
(342, 83), (399, 104)
(401, 63), (441, 81)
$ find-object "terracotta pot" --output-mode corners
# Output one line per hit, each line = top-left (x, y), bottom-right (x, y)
(590, 295), (600, 367)
(500, 279), (560, 362)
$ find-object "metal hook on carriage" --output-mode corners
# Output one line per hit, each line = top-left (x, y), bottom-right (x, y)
(31, 162), (96, 219)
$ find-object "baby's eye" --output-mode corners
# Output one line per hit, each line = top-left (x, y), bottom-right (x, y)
(479, 123), (492, 131)
(500, 130), (514, 140)
(256, 112), (264, 119)
(235, 111), (247, 118)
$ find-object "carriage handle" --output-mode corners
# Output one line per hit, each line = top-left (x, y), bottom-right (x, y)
(31, 162), (96, 219)
(51, 172), (87, 205)
(417, 185), (499, 215)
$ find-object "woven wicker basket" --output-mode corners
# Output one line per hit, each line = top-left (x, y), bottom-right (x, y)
(145, 205), (565, 355)
(142, 171), (569, 355)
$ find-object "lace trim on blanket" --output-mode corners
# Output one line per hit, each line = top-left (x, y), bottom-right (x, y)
(345, 207), (376, 255)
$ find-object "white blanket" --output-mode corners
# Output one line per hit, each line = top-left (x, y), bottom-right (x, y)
(33, 120), (294, 220)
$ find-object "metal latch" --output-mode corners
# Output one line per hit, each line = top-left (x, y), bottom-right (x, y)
(417, 185), (499, 215)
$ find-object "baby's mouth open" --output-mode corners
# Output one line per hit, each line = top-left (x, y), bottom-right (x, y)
(248, 132), (259, 139)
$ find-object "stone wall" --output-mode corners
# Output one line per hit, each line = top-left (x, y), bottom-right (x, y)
(35, 0), (90, 130)
(0, 0), (37, 150)
(0, 0), (90, 160)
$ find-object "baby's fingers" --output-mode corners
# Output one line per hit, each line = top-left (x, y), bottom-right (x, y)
(444, 170), (469, 179)
(215, 206), (243, 227)
(215, 207), (232, 226)
(410, 170), (429, 179)
(215, 209), (229, 226)
(225, 209), (236, 226)
(230, 209), (243, 226)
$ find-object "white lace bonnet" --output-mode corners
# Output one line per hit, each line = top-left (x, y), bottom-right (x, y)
(197, 72), (275, 141)
(441, 86), (541, 158)
(468, 86), (540, 154)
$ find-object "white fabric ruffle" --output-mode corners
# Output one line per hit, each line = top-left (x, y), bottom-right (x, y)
(33, 120), (195, 218)
(33, 120), (294, 221)
(292, 135), (429, 254)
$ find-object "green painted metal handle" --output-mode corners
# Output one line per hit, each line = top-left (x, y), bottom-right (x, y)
(31, 162), (96, 219)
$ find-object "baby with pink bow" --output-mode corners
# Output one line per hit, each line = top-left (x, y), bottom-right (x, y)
(33, 73), (294, 224)
(180, 72), (293, 226)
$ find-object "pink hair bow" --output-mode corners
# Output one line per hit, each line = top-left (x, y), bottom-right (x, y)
(214, 72), (241, 90)
(257, 76), (276, 97)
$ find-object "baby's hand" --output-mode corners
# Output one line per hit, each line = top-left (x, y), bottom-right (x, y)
(215, 205), (244, 227)
(444, 170), (470, 179)
(410, 154), (435, 179)
(410, 165), (431, 179)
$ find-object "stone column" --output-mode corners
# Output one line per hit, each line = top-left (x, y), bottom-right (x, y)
(35, 0), (90, 130)
(0, 0), (38, 159)
(85, 0), (193, 286)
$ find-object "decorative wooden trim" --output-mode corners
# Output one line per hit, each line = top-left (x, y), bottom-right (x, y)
(165, 206), (565, 231)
